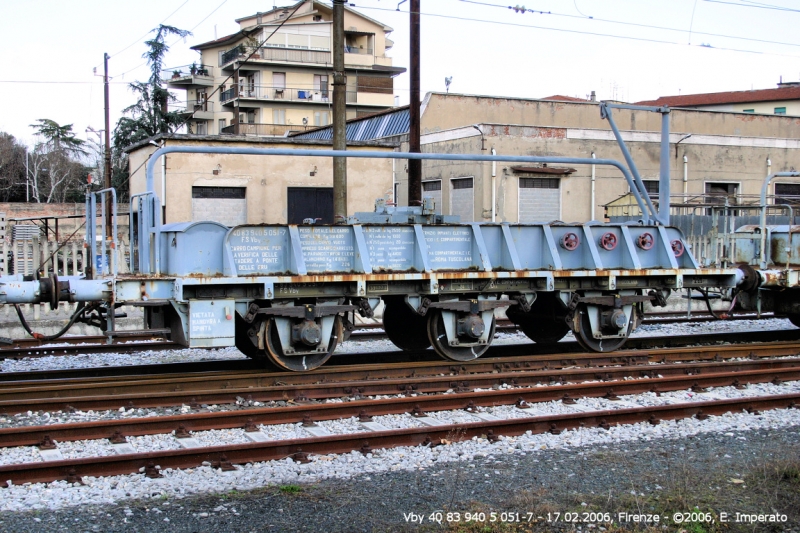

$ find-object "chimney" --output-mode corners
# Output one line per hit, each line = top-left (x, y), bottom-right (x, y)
(590, 90), (596, 102)
(257, 12), (262, 24)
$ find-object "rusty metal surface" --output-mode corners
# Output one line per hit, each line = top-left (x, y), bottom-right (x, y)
(0, 393), (796, 487)
(1, 361), (799, 447)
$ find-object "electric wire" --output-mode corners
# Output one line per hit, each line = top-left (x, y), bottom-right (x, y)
(703, 0), (800, 12)
(354, 2), (800, 57)
(455, 0), (800, 49)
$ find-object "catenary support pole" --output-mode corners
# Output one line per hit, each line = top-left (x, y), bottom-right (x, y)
(332, 0), (348, 222)
(659, 109), (671, 225)
(103, 53), (113, 239)
(407, 0), (422, 206)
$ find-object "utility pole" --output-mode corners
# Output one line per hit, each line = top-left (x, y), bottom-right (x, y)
(332, 0), (348, 223)
(103, 53), (113, 239)
(408, 0), (421, 207)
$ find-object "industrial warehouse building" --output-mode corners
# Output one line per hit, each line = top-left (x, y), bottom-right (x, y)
(126, 135), (395, 226)
(297, 92), (800, 223)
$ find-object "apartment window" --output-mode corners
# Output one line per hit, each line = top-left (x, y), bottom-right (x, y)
(313, 111), (329, 126)
(314, 74), (329, 98)
(273, 109), (286, 124)
(247, 110), (256, 124)
(195, 121), (207, 135)
(273, 72), (286, 89)
(743, 109), (755, 113)
(218, 118), (227, 132)
(775, 107), (787, 115)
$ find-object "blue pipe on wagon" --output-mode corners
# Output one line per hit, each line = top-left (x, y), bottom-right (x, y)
(145, 147), (653, 221)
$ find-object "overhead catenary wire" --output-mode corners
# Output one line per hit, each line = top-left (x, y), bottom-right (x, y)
(356, 2), (800, 57)
(456, 0), (800, 50)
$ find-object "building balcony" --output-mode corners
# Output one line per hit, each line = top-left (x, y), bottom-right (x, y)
(220, 45), (333, 69)
(175, 99), (215, 120)
(220, 84), (348, 105)
(164, 64), (214, 88)
(220, 123), (315, 136)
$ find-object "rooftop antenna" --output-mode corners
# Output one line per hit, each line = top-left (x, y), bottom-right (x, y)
(445, 76), (452, 93)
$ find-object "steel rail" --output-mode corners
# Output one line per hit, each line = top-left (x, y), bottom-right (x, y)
(1, 393), (797, 487)
(2, 342), (800, 413)
(1, 362), (798, 447)
(0, 329), (800, 366)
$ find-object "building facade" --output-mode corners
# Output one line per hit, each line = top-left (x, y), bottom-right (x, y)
(167, 0), (404, 137)
(388, 93), (800, 223)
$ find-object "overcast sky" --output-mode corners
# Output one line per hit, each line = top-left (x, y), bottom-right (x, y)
(2, 0), (799, 147)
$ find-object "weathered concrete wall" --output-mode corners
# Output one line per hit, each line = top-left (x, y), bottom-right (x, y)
(129, 135), (397, 225)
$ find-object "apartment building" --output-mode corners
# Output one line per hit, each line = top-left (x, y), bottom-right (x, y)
(167, 0), (404, 137)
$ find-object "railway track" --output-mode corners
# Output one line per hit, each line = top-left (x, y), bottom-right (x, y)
(3, 342), (800, 412)
(1, 336), (799, 487)
(0, 390), (796, 487)
(1, 357), (798, 448)
(0, 312), (785, 358)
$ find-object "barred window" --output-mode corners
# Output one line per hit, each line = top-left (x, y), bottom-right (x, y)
(422, 180), (441, 191)
(452, 177), (473, 189)
(192, 187), (246, 199)
(519, 177), (559, 189)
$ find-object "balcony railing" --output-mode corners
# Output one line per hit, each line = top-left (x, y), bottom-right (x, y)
(220, 84), (347, 103)
(220, 87), (237, 102)
(344, 46), (373, 55)
(220, 45), (245, 66)
(163, 63), (214, 81)
(185, 99), (214, 112)
(220, 45), (334, 67)
(221, 123), (314, 136)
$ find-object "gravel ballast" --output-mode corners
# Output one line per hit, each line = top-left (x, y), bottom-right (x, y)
(0, 319), (799, 532)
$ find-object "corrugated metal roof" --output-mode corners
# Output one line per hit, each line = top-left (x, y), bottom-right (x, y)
(292, 107), (409, 141)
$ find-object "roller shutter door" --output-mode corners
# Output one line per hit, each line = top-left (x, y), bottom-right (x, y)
(450, 177), (474, 222)
(422, 180), (442, 214)
(192, 186), (247, 227)
(518, 177), (560, 223)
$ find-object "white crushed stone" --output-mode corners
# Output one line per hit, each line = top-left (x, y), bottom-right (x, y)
(1, 400), (797, 512)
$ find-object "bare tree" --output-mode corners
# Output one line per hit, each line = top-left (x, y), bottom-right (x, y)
(0, 132), (28, 201)
(28, 119), (88, 203)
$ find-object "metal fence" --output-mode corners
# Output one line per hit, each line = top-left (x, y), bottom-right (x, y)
(608, 195), (800, 267)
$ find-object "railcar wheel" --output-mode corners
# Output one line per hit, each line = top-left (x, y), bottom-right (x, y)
(518, 319), (570, 345)
(427, 309), (495, 362)
(383, 300), (431, 351)
(264, 316), (342, 371)
(571, 304), (634, 353)
(235, 314), (267, 358)
(506, 296), (570, 345)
